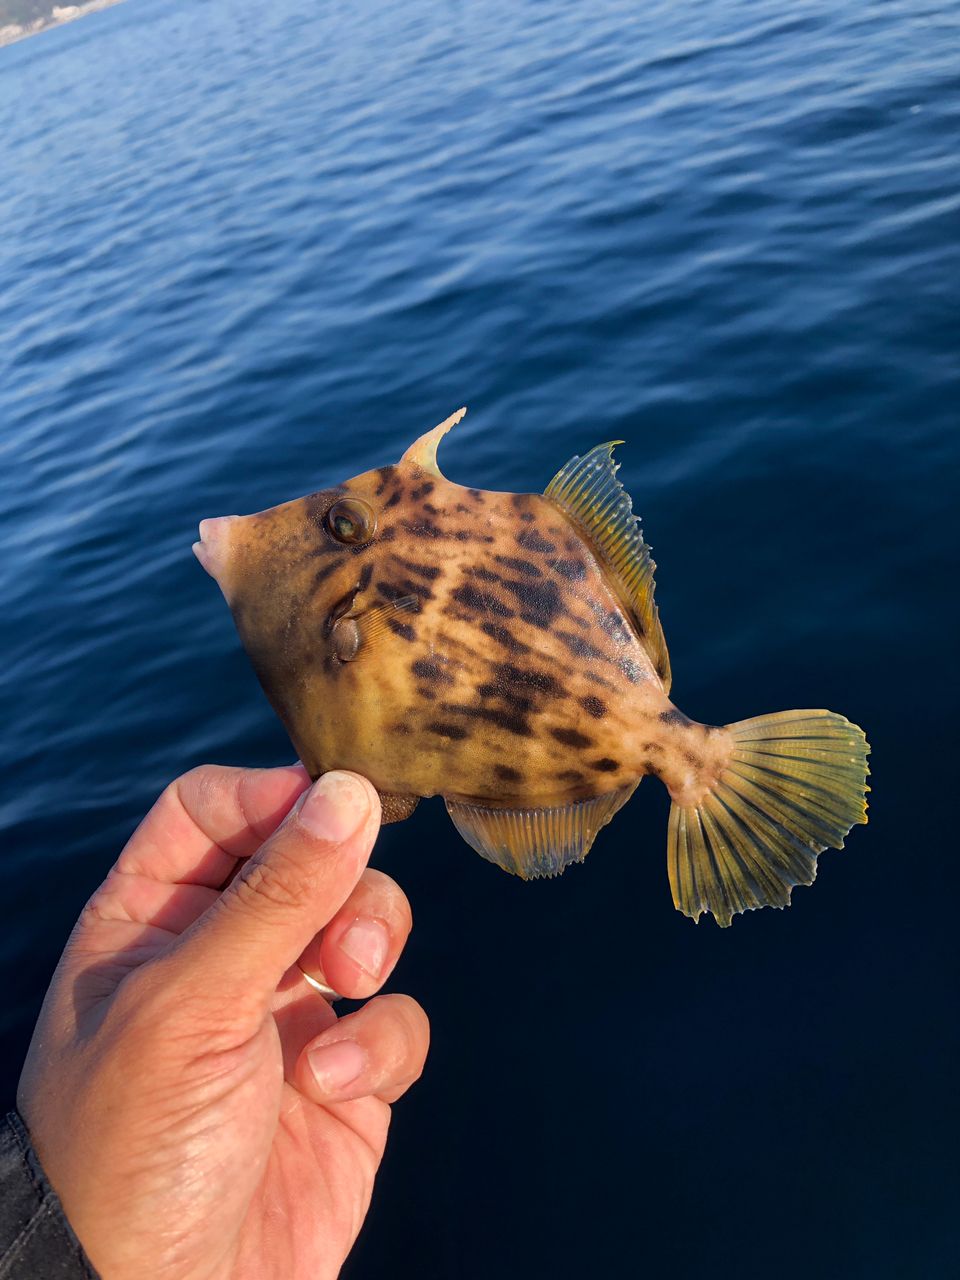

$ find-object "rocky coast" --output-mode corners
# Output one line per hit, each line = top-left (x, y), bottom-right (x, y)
(0, 0), (124, 47)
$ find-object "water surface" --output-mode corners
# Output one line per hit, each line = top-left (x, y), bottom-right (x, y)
(1, 2), (957, 1275)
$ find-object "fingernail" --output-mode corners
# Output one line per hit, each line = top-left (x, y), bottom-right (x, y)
(298, 772), (369, 841)
(339, 918), (389, 979)
(308, 1039), (367, 1093)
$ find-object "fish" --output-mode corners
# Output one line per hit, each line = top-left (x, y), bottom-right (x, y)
(193, 407), (869, 926)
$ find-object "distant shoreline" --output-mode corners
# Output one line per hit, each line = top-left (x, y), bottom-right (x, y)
(0, 0), (125, 48)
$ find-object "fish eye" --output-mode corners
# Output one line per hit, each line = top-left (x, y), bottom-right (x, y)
(326, 497), (376, 545)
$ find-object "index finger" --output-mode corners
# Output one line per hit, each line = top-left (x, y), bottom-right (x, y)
(116, 764), (311, 888)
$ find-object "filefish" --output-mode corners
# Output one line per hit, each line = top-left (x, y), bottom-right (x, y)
(194, 408), (869, 926)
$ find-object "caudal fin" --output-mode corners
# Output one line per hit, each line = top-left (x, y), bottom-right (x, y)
(667, 710), (869, 927)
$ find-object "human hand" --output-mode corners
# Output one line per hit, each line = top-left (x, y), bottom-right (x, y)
(17, 765), (429, 1280)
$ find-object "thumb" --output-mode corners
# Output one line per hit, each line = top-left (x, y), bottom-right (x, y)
(165, 771), (381, 1018)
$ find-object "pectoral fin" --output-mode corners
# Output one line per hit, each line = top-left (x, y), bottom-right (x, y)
(445, 782), (638, 879)
(331, 596), (419, 661)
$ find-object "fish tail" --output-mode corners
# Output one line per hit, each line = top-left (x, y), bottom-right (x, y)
(666, 710), (870, 927)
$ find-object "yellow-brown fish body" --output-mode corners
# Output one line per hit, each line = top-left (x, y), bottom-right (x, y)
(196, 408), (869, 924)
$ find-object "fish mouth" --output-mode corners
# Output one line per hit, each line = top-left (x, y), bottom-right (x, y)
(193, 515), (239, 584)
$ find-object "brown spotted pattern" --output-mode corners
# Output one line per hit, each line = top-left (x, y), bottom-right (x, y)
(205, 432), (734, 817)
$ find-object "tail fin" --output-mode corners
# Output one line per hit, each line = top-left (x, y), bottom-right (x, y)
(667, 710), (869, 927)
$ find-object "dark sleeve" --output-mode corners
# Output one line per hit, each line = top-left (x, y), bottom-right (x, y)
(0, 1113), (98, 1279)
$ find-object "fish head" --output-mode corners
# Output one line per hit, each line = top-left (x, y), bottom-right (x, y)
(194, 405), (466, 602)
(192, 409), (468, 774)
(194, 483), (377, 607)
(194, 406), (466, 608)
(193, 468), (392, 644)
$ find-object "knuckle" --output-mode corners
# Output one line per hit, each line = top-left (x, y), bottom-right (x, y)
(403, 1059), (427, 1089)
(174, 764), (231, 820)
(382, 995), (429, 1066)
(358, 870), (413, 932)
(170, 765), (208, 804)
(387, 885), (414, 934)
(360, 867), (396, 893)
(80, 872), (128, 926)
(235, 769), (284, 845)
(230, 847), (305, 913)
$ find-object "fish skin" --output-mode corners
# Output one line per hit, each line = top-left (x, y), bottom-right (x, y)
(196, 410), (870, 926)
(200, 419), (730, 817)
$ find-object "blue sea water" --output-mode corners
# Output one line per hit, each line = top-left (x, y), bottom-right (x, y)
(1, 0), (958, 1275)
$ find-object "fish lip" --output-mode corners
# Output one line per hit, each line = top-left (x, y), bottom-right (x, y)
(192, 539), (216, 575)
(193, 516), (239, 582)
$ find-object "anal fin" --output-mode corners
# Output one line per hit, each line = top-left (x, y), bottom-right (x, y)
(446, 782), (638, 879)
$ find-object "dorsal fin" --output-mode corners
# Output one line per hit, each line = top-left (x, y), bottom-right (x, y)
(401, 407), (467, 476)
(544, 442), (672, 692)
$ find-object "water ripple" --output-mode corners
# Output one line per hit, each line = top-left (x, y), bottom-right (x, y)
(0, 2), (957, 1276)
